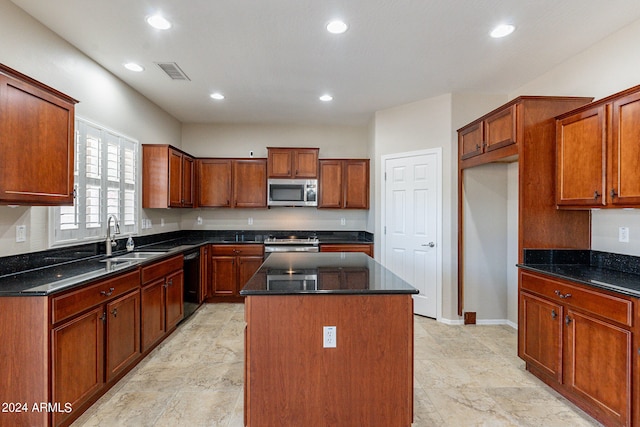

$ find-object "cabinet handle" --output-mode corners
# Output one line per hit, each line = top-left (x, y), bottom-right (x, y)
(111, 308), (118, 318)
(554, 290), (572, 299)
(565, 315), (572, 325)
(551, 309), (557, 319)
(100, 287), (115, 297)
(593, 190), (601, 199)
(475, 144), (481, 151)
(100, 312), (107, 322)
(610, 188), (618, 198)
(167, 279), (173, 286)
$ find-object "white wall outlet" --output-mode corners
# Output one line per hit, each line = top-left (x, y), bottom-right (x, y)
(323, 326), (337, 348)
(16, 225), (26, 243)
(619, 226), (630, 243)
(148, 219), (152, 228)
(197, 216), (203, 225)
(340, 217), (346, 226)
(160, 218), (165, 227)
(248, 217), (253, 225)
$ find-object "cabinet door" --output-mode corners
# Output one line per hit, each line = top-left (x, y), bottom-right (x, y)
(141, 278), (166, 352)
(238, 256), (264, 294)
(200, 245), (210, 301)
(234, 159), (267, 208)
(165, 270), (184, 330)
(267, 148), (293, 177)
(318, 160), (343, 208)
(182, 155), (195, 207)
(459, 122), (484, 160)
(211, 256), (236, 296)
(484, 105), (516, 152)
(320, 243), (373, 257)
(564, 309), (631, 426)
(556, 106), (607, 207)
(51, 306), (104, 426)
(293, 148), (319, 178)
(198, 159), (232, 207)
(0, 74), (75, 205)
(343, 159), (370, 209)
(168, 149), (183, 208)
(611, 91), (640, 205)
(105, 290), (140, 382)
(519, 292), (563, 382)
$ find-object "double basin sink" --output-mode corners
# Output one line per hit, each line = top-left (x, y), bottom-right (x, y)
(99, 251), (169, 268)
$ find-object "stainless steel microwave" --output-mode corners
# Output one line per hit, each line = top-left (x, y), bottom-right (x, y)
(268, 179), (318, 207)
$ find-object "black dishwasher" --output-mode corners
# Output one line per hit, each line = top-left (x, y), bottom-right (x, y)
(182, 249), (201, 321)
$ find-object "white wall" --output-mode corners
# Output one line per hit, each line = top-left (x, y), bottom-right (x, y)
(180, 123), (371, 232)
(512, 18), (640, 256)
(0, 0), (182, 257)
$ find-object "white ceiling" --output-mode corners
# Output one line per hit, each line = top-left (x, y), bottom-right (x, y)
(11, 0), (640, 126)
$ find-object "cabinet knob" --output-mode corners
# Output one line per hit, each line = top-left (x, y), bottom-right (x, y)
(565, 315), (572, 325)
(610, 188), (618, 198)
(167, 279), (173, 286)
(100, 312), (107, 322)
(554, 290), (572, 299)
(100, 287), (115, 297)
(593, 190), (601, 199)
(475, 144), (481, 151)
(111, 308), (118, 318)
(551, 309), (557, 319)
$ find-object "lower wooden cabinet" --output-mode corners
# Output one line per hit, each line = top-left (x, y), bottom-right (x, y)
(519, 270), (635, 427)
(209, 244), (264, 300)
(141, 255), (184, 353)
(319, 243), (373, 257)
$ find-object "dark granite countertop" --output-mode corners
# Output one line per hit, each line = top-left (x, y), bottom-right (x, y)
(0, 230), (373, 297)
(240, 252), (417, 295)
(518, 249), (640, 298)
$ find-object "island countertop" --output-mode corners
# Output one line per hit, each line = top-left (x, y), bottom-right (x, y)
(239, 252), (418, 295)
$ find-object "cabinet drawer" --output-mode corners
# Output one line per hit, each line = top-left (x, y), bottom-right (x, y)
(141, 255), (184, 284)
(211, 244), (264, 257)
(520, 271), (633, 327)
(52, 270), (140, 324)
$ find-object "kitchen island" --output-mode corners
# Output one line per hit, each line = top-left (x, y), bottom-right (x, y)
(240, 252), (418, 427)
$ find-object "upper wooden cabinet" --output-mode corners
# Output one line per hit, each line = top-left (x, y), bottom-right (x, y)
(318, 159), (370, 209)
(557, 85), (640, 208)
(267, 147), (319, 178)
(142, 145), (195, 208)
(0, 64), (78, 205)
(198, 158), (267, 208)
(459, 105), (517, 164)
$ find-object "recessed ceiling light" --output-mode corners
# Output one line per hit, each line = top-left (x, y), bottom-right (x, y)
(146, 14), (172, 30)
(326, 20), (348, 34)
(210, 92), (225, 100)
(490, 24), (515, 38)
(124, 62), (144, 72)
(319, 94), (333, 102)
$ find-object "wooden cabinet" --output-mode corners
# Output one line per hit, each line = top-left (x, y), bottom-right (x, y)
(267, 147), (319, 178)
(459, 104), (517, 162)
(519, 270), (634, 426)
(318, 267), (369, 290)
(142, 145), (195, 208)
(0, 64), (78, 205)
(141, 255), (184, 352)
(197, 158), (267, 208)
(209, 244), (264, 300)
(557, 85), (640, 208)
(50, 270), (140, 426)
(318, 159), (370, 209)
(319, 243), (373, 257)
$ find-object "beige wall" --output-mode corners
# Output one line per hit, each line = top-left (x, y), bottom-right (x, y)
(180, 123), (371, 232)
(0, 0), (182, 257)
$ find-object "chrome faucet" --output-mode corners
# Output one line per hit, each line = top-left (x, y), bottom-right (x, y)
(105, 214), (121, 256)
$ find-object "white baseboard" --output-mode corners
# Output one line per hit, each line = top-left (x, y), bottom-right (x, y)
(437, 317), (518, 330)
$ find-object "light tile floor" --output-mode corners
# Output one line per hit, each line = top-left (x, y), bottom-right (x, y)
(72, 303), (601, 427)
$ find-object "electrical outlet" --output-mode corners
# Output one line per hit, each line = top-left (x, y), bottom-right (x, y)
(16, 225), (26, 243)
(323, 326), (337, 348)
(248, 217), (253, 225)
(619, 226), (630, 243)
(197, 216), (203, 225)
(160, 218), (165, 227)
(340, 217), (346, 226)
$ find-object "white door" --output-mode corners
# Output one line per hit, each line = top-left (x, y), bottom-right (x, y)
(382, 150), (441, 318)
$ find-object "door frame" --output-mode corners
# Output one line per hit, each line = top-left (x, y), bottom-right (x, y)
(380, 148), (443, 321)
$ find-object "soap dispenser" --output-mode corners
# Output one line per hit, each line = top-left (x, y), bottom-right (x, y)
(126, 236), (135, 252)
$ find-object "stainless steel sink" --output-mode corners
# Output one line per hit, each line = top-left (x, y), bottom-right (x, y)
(100, 251), (167, 262)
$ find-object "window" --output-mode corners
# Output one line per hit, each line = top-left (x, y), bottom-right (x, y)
(52, 118), (138, 245)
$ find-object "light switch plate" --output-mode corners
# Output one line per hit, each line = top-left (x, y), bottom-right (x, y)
(16, 225), (26, 243)
(619, 226), (630, 243)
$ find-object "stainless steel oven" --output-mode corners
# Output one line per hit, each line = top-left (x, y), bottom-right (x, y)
(267, 270), (318, 291)
(264, 235), (319, 254)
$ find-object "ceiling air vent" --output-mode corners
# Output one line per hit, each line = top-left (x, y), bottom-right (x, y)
(155, 62), (190, 81)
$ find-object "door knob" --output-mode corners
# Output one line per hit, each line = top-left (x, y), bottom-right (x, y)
(421, 242), (435, 248)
